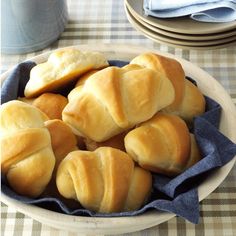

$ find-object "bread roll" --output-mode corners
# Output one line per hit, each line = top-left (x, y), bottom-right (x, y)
(56, 147), (152, 213)
(131, 52), (185, 111)
(44, 119), (78, 176)
(32, 93), (68, 120)
(130, 52), (205, 123)
(24, 49), (109, 98)
(124, 113), (191, 176)
(0, 101), (55, 197)
(62, 66), (175, 142)
(18, 93), (69, 120)
(170, 79), (206, 124)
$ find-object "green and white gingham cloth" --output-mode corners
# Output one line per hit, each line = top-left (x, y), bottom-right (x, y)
(1, 0), (236, 235)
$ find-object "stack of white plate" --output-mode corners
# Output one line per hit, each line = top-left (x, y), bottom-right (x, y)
(125, 0), (236, 49)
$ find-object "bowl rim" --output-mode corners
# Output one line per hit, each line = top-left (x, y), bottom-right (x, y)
(1, 44), (236, 234)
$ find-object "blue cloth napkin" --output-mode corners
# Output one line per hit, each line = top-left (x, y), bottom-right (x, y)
(1, 61), (236, 224)
(144, 0), (236, 22)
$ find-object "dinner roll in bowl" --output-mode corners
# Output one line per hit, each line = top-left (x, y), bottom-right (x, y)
(24, 49), (109, 98)
(62, 66), (175, 142)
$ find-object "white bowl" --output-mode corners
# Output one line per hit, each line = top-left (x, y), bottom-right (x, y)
(1, 44), (236, 235)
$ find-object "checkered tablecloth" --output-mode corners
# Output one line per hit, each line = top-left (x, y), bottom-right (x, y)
(1, 0), (236, 235)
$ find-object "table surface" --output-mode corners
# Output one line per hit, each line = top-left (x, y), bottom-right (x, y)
(1, 0), (236, 235)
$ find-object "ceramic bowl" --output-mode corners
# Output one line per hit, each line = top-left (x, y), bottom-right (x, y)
(1, 44), (235, 235)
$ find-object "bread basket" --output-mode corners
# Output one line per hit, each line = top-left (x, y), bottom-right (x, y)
(1, 44), (235, 234)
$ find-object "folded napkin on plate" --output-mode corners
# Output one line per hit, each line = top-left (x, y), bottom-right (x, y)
(1, 61), (236, 224)
(144, 0), (236, 22)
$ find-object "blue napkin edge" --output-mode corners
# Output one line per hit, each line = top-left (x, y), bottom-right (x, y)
(143, 0), (236, 22)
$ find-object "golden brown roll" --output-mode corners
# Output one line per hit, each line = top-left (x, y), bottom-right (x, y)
(84, 130), (129, 152)
(130, 52), (205, 123)
(32, 93), (68, 120)
(130, 52), (185, 111)
(170, 79), (206, 124)
(24, 48), (109, 98)
(56, 147), (152, 213)
(124, 113), (191, 176)
(44, 119), (78, 177)
(62, 65), (175, 142)
(0, 101), (55, 197)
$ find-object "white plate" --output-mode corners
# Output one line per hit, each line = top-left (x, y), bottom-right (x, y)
(128, 3), (236, 41)
(1, 44), (236, 235)
(126, 0), (236, 35)
(125, 4), (236, 50)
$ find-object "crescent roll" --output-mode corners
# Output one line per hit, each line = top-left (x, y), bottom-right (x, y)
(24, 49), (109, 98)
(172, 79), (206, 124)
(131, 52), (185, 111)
(124, 113), (191, 176)
(56, 147), (152, 213)
(0, 101), (55, 197)
(62, 65), (175, 142)
(32, 93), (68, 120)
(130, 53), (205, 123)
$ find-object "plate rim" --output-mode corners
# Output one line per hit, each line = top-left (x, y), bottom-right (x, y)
(125, 4), (236, 48)
(129, 4), (236, 41)
(1, 44), (236, 234)
(126, 0), (236, 35)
